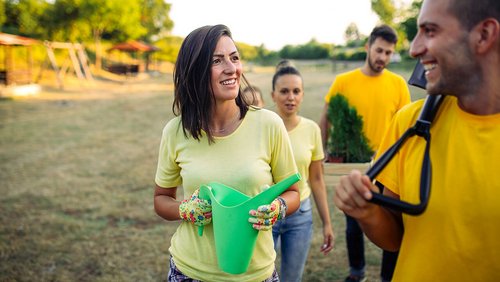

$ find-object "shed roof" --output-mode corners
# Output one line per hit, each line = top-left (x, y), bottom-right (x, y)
(0, 33), (38, 46)
(108, 41), (159, 52)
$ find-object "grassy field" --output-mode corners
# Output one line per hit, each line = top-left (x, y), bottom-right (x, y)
(0, 63), (426, 282)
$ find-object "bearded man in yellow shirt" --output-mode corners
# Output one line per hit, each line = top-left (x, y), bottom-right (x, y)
(319, 24), (411, 282)
(334, 0), (500, 281)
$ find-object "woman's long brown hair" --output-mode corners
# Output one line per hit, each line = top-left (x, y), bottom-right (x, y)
(172, 24), (251, 144)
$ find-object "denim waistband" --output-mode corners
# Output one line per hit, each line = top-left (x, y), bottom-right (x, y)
(299, 197), (312, 212)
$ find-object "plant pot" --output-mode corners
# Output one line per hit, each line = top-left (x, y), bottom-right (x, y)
(326, 155), (344, 163)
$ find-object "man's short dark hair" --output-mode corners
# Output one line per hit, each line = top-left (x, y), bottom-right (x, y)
(447, 0), (500, 31)
(368, 24), (398, 46)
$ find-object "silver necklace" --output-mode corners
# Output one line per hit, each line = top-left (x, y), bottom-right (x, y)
(213, 112), (241, 133)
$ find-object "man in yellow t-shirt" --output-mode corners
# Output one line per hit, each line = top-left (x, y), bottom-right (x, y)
(319, 25), (410, 282)
(333, 0), (500, 281)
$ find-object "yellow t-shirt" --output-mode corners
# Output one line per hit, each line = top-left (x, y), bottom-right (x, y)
(155, 108), (298, 282)
(288, 117), (324, 201)
(324, 68), (411, 152)
(376, 96), (500, 281)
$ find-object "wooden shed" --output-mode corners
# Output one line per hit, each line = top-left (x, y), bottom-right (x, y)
(106, 40), (159, 75)
(0, 33), (38, 85)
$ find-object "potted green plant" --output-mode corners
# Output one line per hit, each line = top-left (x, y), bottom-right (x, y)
(326, 94), (374, 163)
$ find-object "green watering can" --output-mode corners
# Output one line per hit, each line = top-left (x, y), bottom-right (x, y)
(198, 173), (301, 274)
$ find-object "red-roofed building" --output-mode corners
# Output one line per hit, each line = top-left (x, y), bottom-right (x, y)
(108, 41), (159, 52)
(0, 33), (39, 85)
(106, 41), (160, 74)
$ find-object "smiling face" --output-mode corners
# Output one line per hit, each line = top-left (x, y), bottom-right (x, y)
(272, 74), (304, 117)
(210, 35), (242, 103)
(410, 0), (481, 96)
(366, 37), (395, 74)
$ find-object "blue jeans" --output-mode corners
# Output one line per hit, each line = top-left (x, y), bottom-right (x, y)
(345, 200), (399, 280)
(272, 198), (313, 282)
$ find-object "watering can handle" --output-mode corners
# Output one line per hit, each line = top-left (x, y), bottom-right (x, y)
(197, 185), (212, 236)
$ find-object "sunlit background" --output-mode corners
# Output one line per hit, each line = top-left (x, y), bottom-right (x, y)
(168, 0), (414, 50)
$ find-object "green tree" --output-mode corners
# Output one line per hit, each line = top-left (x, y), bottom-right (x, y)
(2, 0), (49, 38)
(47, 0), (89, 42)
(344, 22), (361, 43)
(154, 35), (183, 63)
(371, 0), (396, 25)
(279, 39), (330, 60)
(344, 23), (366, 48)
(400, 0), (423, 41)
(80, 0), (146, 69)
(236, 42), (259, 62)
(141, 0), (174, 42)
(253, 44), (279, 66)
(371, 0), (423, 51)
(327, 94), (373, 163)
(0, 0), (6, 28)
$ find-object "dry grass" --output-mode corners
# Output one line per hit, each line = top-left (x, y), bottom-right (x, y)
(0, 63), (425, 282)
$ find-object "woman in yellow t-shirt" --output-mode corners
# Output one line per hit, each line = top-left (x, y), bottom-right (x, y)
(270, 65), (335, 282)
(153, 25), (300, 282)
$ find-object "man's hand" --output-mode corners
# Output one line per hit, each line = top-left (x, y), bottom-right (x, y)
(333, 170), (378, 220)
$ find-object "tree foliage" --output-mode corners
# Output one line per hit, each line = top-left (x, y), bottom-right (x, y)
(0, 0), (6, 28)
(370, 0), (424, 50)
(154, 35), (183, 63)
(140, 0), (174, 42)
(344, 22), (361, 43)
(47, 0), (89, 42)
(236, 42), (259, 62)
(81, 0), (145, 42)
(371, 0), (396, 25)
(279, 39), (331, 60)
(243, 44), (279, 66)
(400, 0), (422, 41)
(1, 0), (424, 66)
(2, 0), (172, 43)
(2, 0), (49, 38)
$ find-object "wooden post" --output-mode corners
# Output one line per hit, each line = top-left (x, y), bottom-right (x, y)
(27, 45), (33, 84)
(68, 45), (84, 80)
(39, 41), (94, 89)
(59, 57), (71, 80)
(45, 42), (64, 89)
(75, 43), (93, 81)
(5, 45), (12, 85)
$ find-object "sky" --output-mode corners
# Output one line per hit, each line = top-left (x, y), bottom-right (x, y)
(167, 0), (412, 51)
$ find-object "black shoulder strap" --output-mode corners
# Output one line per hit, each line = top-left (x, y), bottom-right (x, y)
(365, 61), (444, 215)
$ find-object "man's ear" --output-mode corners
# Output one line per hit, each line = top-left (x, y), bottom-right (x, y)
(473, 18), (500, 54)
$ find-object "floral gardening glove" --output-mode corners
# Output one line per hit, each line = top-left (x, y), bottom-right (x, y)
(248, 198), (285, 231)
(179, 189), (212, 227)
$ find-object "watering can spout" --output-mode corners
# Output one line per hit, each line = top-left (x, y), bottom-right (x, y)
(251, 173), (301, 204)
